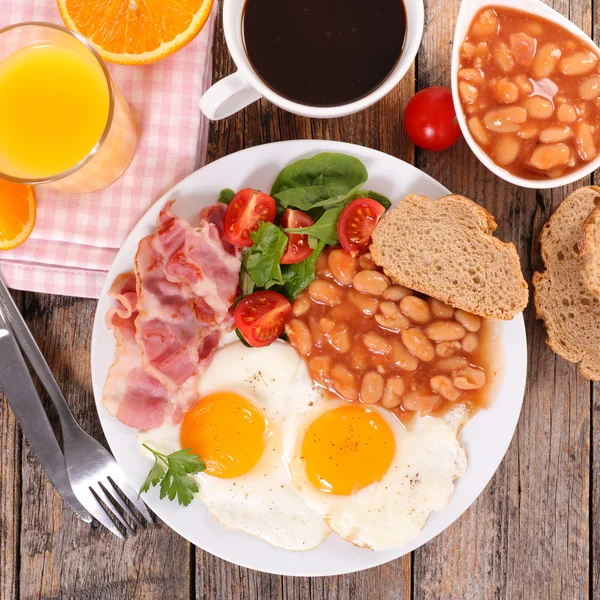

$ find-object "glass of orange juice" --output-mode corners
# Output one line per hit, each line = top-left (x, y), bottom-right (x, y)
(0, 22), (137, 194)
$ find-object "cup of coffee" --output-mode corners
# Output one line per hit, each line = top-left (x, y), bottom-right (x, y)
(200, 0), (424, 120)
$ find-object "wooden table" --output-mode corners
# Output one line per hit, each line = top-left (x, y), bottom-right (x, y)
(1, 0), (598, 598)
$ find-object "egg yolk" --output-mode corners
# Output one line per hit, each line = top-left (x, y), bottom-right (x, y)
(180, 392), (266, 478)
(301, 405), (395, 495)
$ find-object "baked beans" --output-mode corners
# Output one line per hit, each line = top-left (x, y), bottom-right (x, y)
(328, 249), (357, 286)
(352, 270), (390, 295)
(285, 247), (494, 419)
(458, 6), (600, 179)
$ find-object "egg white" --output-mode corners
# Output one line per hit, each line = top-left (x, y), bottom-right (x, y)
(282, 385), (468, 551)
(139, 340), (330, 551)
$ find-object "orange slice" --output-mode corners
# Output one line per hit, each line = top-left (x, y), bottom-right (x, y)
(57, 0), (214, 65)
(0, 180), (36, 251)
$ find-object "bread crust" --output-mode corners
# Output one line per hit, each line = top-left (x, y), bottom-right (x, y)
(580, 204), (600, 299)
(533, 186), (600, 381)
(370, 194), (528, 320)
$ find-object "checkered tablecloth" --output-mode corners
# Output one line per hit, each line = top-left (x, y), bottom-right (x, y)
(0, 1), (216, 298)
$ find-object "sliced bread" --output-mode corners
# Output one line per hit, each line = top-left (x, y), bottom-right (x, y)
(369, 194), (528, 320)
(533, 186), (600, 381)
(581, 203), (600, 299)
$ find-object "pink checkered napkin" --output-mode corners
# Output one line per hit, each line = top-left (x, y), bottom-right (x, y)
(0, 1), (216, 298)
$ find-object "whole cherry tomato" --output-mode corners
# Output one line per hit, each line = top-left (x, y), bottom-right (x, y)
(404, 87), (461, 151)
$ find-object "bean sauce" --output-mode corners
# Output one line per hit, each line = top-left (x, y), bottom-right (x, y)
(285, 248), (496, 421)
(458, 6), (600, 179)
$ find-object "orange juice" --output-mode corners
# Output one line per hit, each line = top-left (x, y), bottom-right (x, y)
(0, 43), (110, 180)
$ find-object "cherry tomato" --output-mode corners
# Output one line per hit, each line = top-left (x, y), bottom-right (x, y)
(234, 291), (292, 347)
(337, 198), (385, 257)
(224, 189), (276, 247)
(280, 208), (314, 264)
(404, 87), (461, 151)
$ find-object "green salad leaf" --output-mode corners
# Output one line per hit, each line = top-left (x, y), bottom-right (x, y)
(284, 205), (344, 246)
(235, 327), (252, 347)
(218, 188), (236, 204)
(244, 222), (289, 288)
(239, 254), (256, 296)
(271, 153), (368, 211)
(140, 445), (205, 507)
(228, 154), (390, 303)
(281, 240), (327, 299)
(283, 192), (390, 247)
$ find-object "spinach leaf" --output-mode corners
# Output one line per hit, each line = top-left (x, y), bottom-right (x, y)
(281, 240), (326, 299)
(283, 190), (390, 246)
(245, 222), (288, 288)
(271, 153), (368, 211)
(349, 189), (392, 210)
(239, 253), (256, 296)
(218, 188), (236, 204)
(284, 205), (344, 246)
(235, 328), (252, 347)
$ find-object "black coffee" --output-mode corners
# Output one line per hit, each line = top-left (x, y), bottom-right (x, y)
(242, 0), (407, 107)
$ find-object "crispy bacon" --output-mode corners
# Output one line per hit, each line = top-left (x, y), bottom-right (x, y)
(103, 272), (202, 430)
(199, 203), (238, 256)
(103, 273), (168, 430)
(134, 202), (240, 387)
(102, 202), (241, 430)
(134, 235), (207, 386)
(156, 200), (241, 318)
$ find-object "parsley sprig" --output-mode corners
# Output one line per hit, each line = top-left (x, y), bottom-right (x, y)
(139, 444), (206, 507)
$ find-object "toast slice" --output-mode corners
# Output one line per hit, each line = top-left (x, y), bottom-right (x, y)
(533, 186), (600, 381)
(369, 194), (528, 319)
(581, 204), (600, 299)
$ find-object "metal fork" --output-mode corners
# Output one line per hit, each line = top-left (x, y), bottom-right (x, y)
(0, 278), (154, 538)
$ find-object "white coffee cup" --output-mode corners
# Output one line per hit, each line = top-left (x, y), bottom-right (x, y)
(200, 0), (424, 120)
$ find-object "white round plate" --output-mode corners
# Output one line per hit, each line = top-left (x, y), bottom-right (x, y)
(91, 140), (527, 576)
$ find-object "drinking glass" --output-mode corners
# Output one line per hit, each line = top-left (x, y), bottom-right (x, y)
(0, 22), (137, 193)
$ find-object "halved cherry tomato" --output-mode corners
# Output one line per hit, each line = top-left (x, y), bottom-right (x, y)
(337, 198), (385, 257)
(234, 291), (292, 347)
(224, 189), (277, 247)
(280, 208), (314, 264)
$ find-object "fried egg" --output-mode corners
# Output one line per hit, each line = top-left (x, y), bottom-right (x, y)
(283, 383), (467, 551)
(139, 340), (330, 551)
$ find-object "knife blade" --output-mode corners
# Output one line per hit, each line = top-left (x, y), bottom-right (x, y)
(0, 310), (92, 522)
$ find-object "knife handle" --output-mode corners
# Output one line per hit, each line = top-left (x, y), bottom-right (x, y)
(0, 279), (87, 446)
(0, 323), (91, 521)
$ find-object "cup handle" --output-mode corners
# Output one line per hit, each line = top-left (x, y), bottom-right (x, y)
(200, 71), (263, 120)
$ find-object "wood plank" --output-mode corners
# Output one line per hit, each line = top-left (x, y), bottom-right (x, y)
(309, 559), (411, 600)
(591, 6), (600, 600)
(13, 292), (191, 600)
(0, 377), (21, 600)
(197, 2), (415, 596)
(413, 1), (591, 598)
(593, 380), (599, 600)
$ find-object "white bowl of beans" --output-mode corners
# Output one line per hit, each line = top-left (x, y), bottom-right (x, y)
(452, 0), (600, 189)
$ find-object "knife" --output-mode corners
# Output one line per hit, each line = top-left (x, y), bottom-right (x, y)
(0, 308), (92, 521)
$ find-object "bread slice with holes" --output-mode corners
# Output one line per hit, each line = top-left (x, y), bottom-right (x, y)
(533, 186), (600, 381)
(369, 194), (528, 319)
(581, 203), (600, 299)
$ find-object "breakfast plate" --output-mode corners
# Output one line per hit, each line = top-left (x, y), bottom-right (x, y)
(91, 139), (527, 576)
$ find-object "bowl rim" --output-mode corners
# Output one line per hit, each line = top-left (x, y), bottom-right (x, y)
(451, 0), (600, 189)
